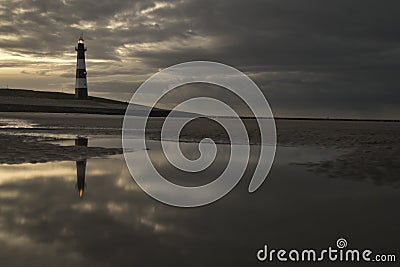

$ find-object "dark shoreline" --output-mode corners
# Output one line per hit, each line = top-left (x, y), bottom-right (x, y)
(1, 88), (398, 122)
(1, 107), (398, 123)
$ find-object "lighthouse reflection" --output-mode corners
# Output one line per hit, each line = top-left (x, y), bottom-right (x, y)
(75, 137), (88, 198)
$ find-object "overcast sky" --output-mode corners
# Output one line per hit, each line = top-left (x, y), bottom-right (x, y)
(0, 0), (399, 119)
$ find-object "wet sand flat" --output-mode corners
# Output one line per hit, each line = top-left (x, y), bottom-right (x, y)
(0, 112), (399, 189)
(0, 112), (399, 266)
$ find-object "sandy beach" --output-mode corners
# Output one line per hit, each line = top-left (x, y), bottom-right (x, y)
(0, 112), (399, 188)
(1, 112), (399, 267)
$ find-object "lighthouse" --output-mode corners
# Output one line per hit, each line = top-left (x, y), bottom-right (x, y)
(75, 34), (88, 99)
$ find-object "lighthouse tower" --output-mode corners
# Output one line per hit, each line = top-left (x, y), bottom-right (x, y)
(75, 34), (88, 99)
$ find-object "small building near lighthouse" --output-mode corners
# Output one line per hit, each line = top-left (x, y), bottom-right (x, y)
(75, 34), (88, 99)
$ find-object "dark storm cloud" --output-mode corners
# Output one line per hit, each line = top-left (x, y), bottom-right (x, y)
(0, 0), (399, 118)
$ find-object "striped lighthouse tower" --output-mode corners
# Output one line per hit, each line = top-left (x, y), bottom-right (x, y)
(75, 34), (88, 99)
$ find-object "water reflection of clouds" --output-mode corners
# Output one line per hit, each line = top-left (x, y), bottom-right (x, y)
(0, 143), (399, 266)
(0, 161), (118, 186)
(0, 155), (183, 266)
(0, 162), (76, 184)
